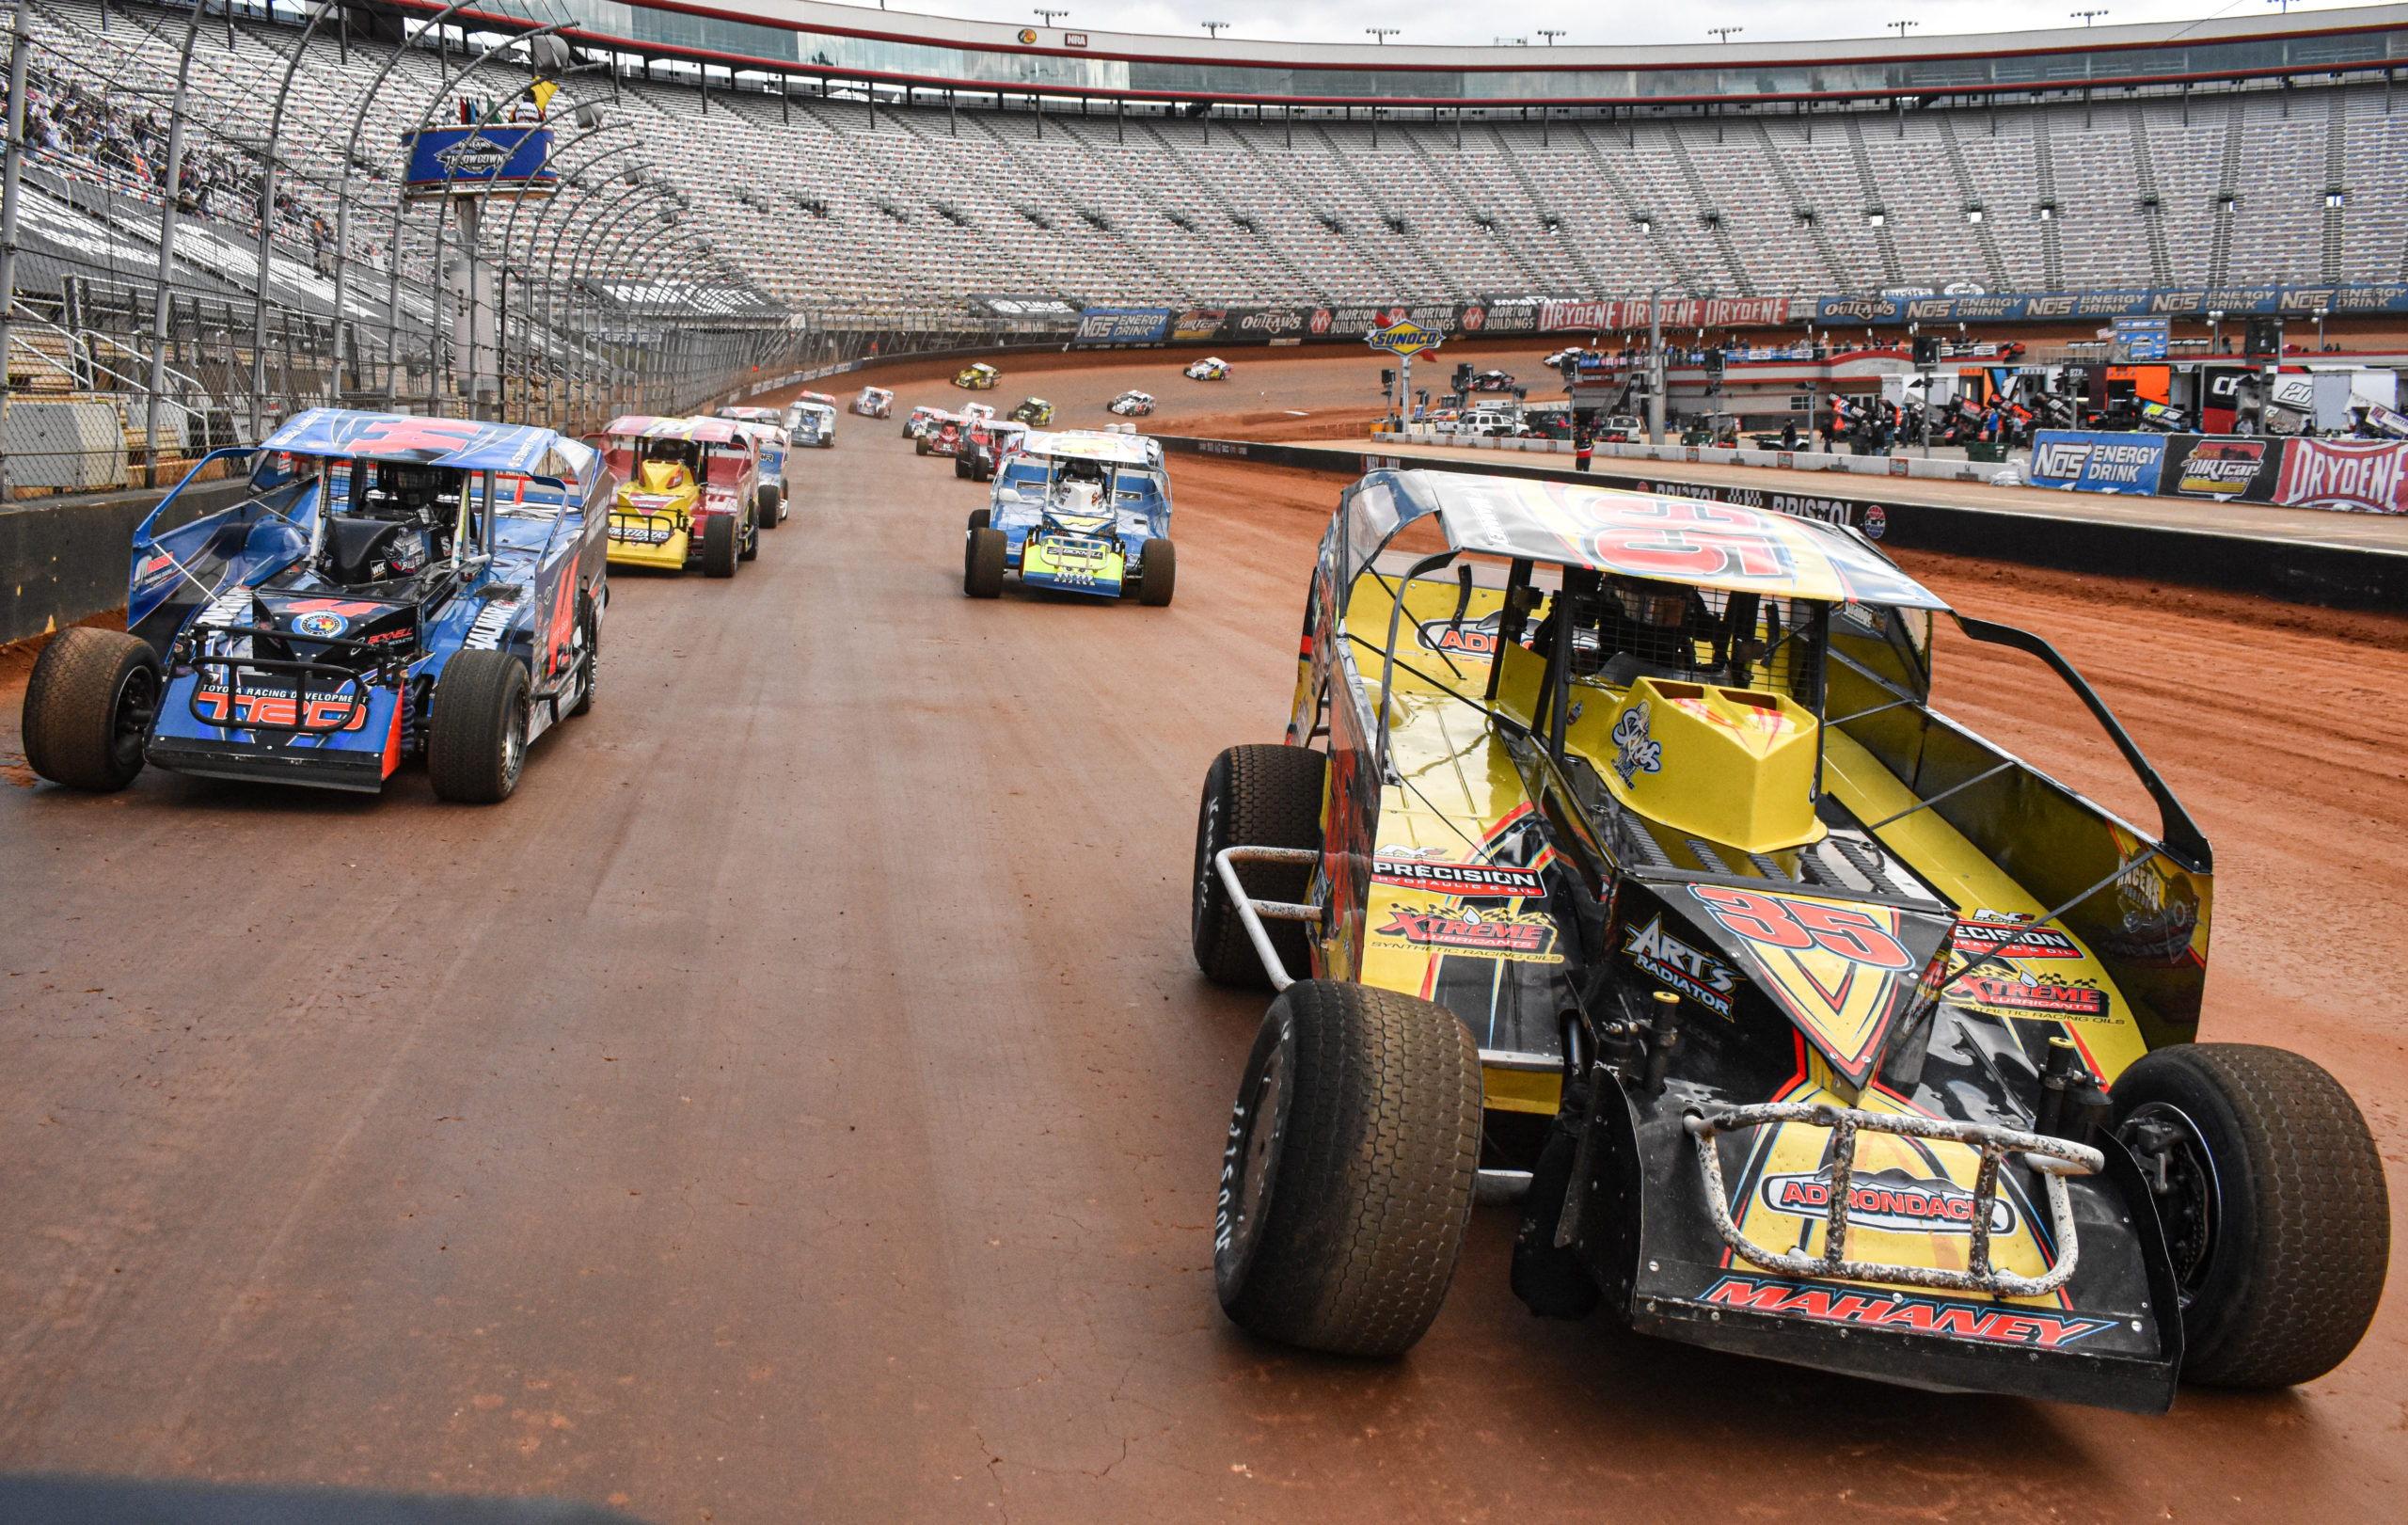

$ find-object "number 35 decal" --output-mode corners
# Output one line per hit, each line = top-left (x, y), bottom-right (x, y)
(1689, 884), (1914, 971)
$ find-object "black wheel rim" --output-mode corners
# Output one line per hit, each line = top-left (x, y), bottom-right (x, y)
(1217, 1045), (1285, 1270)
(111, 664), (158, 774)
(2118, 1102), (2221, 1306)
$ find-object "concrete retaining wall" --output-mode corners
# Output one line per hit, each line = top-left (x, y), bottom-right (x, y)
(1, 475), (247, 644)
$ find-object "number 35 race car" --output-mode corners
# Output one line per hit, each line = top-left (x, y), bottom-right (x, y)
(598, 416), (775, 576)
(1192, 470), (2388, 1412)
(963, 430), (1175, 606)
(22, 409), (608, 803)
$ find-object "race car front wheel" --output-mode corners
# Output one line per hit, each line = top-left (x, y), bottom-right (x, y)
(428, 652), (530, 804)
(1215, 980), (1481, 1358)
(22, 627), (160, 791)
(738, 503), (760, 564)
(1193, 744), (1325, 988)
(702, 512), (739, 578)
(964, 525), (1006, 598)
(916, 436), (930, 456)
(1137, 538), (1176, 607)
(569, 595), (598, 718)
(2114, 1042), (2389, 1388)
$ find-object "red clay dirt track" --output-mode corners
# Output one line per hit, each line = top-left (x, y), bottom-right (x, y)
(2, 343), (2404, 1522)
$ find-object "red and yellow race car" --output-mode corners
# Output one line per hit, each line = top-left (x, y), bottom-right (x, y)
(596, 415), (775, 577)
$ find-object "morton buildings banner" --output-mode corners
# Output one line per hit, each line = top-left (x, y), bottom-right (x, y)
(1814, 282), (2408, 326)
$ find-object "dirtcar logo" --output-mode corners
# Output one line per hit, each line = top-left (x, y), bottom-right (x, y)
(1698, 1276), (2115, 1349)
(1621, 914), (1736, 1016)
(2032, 439), (2093, 480)
(1373, 904), (1561, 962)
(2177, 440), (2267, 497)
(1371, 855), (1545, 899)
(1946, 971), (2111, 1019)
(1759, 1167), (2019, 1237)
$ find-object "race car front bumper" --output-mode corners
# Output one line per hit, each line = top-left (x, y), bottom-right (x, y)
(1555, 1078), (2183, 1412)
(149, 664), (403, 792)
(1018, 534), (1125, 597)
(607, 511), (689, 569)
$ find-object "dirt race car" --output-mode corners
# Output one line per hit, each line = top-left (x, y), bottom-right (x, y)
(1010, 397), (1055, 426)
(598, 415), (772, 575)
(953, 362), (1001, 390)
(22, 409), (606, 802)
(716, 408), (793, 520)
(917, 414), (965, 458)
(854, 386), (895, 418)
(1108, 389), (1156, 418)
(1470, 369), (1517, 391)
(956, 419), (1028, 482)
(784, 399), (837, 450)
(903, 405), (947, 440)
(963, 430), (1174, 606)
(1191, 470), (2388, 1411)
(1183, 357), (1232, 381)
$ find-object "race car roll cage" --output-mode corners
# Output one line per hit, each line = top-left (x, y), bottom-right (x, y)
(1213, 490), (2213, 1304)
(138, 446), (580, 741)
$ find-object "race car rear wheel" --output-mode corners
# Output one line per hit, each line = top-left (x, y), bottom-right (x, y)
(967, 508), (990, 532)
(738, 502), (760, 563)
(963, 525), (1006, 598)
(916, 436), (930, 456)
(2114, 1042), (2389, 1389)
(1215, 980), (1481, 1358)
(568, 594), (597, 718)
(702, 511), (739, 578)
(755, 484), (781, 530)
(428, 651), (530, 804)
(1192, 744), (1324, 988)
(22, 627), (160, 792)
(954, 456), (971, 480)
(1137, 538), (1176, 607)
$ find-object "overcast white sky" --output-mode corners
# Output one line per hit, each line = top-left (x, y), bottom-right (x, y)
(816, 0), (2374, 49)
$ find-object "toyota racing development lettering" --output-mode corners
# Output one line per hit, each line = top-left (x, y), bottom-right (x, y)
(1698, 1276), (2115, 1349)
(1758, 1166), (2018, 1236)
(1370, 856), (1545, 898)
(1373, 905), (1561, 962)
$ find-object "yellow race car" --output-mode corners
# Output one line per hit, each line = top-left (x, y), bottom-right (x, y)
(953, 362), (1001, 390)
(599, 415), (771, 577)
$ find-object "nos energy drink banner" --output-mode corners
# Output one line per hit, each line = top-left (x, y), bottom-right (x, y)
(2028, 432), (2167, 495)
(404, 127), (555, 199)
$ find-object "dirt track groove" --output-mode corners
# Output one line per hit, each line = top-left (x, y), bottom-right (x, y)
(1, 351), (2402, 1522)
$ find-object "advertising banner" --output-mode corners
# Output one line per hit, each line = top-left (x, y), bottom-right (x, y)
(1815, 282), (2408, 326)
(1073, 307), (1172, 345)
(2028, 431), (2167, 495)
(1170, 307), (1227, 342)
(2159, 436), (2283, 501)
(404, 127), (554, 199)
(1537, 297), (1787, 333)
(2267, 438), (2408, 515)
(1221, 306), (1315, 342)
(967, 294), (1082, 318)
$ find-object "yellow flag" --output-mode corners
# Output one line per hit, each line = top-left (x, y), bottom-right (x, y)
(531, 79), (558, 115)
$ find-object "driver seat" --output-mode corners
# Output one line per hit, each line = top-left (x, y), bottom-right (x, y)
(326, 517), (404, 585)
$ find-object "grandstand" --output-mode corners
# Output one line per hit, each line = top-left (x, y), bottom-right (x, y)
(2, 0), (2405, 479)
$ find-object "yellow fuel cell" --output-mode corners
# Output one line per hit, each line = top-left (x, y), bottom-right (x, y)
(1483, 1063), (1562, 1116)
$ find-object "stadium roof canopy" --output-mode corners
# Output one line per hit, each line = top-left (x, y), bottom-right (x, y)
(447, 0), (2408, 107)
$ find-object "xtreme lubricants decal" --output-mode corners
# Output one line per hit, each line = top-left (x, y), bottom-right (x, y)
(1696, 1276), (2115, 1349)
(1945, 971), (2111, 1020)
(1951, 913), (2081, 960)
(1373, 904), (1562, 962)
(1621, 914), (1737, 1016)
(1611, 703), (1662, 786)
(1371, 855), (1544, 898)
(1757, 1166), (2020, 1237)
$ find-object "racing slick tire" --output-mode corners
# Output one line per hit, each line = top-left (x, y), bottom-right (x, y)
(755, 484), (781, 530)
(955, 455), (971, 480)
(569, 594), (598, 718)
(428, 651), (531, 804)
(1192, 744), (1324, 988)
(916, 436), (930, 456)
(963, 525), (1006, 598)
(738, 503), (760, 563)
(967, 508), (990, 532)
(702, 511), (740, 578)
(22, 627), (161, 791)
(1215, 980), (1481, 1358)
(1136, 538), (1177, 607)
(2113, 1043), (2389, 1389)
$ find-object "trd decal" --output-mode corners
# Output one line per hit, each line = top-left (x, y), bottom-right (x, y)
(1950, 913), (2082, 960)
(1373, 904), (1562, 963)
(1757, 1167), (2020, 1238)
(1696, 1276), (2115, 1349)
(195, 686), (369, 732)
(1371, 855), (1544, 899)
(1621, 913), (1736, 1016)
(1946, 971), (2111, 1020)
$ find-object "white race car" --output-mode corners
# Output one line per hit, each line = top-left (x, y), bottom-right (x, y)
(1183, 357), (1231, 381)
(853, 387), (895, 418)
(962, 401), (997, 424)
(784, 400), (837, 449)
(1108, 390), (1156, 417)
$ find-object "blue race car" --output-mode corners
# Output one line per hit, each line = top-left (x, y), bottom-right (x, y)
(962, 430), (1174, 606)
(21, 409), (610, 803)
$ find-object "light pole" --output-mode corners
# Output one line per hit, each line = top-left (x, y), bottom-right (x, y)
(1201, 22), (1228, 37)
(1887, 20), (1918, 39)
(1646, 284), (1671, 444)
(2071, 9), (2109, 24)
(1538, 29), (1565, 44)
(1367, 28), (1399, 43)
(1710, 26), (1743, 42)
(1034, 8), (1068, 25)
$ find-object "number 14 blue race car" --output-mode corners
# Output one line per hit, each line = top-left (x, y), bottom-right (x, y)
(21, 409), (608, 804)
